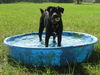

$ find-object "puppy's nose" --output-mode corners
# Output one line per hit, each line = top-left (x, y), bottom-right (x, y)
(53, 15), (58, 18)
(53, 13), (58, 18)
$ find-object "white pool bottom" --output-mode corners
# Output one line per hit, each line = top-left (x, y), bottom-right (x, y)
(7, 34), (92, 48)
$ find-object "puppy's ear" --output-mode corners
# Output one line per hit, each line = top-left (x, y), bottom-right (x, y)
(46, 6), (53, 12)
(40, 8), (44, 14)
(58, 7), (64, 13)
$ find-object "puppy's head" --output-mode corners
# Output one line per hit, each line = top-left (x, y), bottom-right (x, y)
(46, 6), (64, 23)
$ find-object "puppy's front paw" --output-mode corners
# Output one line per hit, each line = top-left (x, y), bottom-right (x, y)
(58, 44), (61, 47)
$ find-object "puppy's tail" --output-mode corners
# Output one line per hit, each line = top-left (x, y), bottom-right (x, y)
(40, 8), (44, 14)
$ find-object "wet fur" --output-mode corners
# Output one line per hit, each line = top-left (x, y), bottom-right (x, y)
(39, 6), (64, 47)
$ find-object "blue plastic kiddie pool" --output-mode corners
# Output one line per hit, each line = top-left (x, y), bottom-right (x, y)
(4, 32), (98, 66)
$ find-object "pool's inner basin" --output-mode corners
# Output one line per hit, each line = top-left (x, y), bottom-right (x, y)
(7, 32), (94, 48)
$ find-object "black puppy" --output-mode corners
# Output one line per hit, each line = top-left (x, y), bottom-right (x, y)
(39, 6), (64, 47)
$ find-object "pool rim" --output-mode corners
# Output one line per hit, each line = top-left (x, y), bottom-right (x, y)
(4, 31), (98, 49)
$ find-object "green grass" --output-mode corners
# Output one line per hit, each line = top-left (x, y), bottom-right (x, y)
(0, 2), (100, 75)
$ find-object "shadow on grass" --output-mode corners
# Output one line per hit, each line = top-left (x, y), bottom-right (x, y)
(87, 47), (100, 65)
(74, 47), (100, 75)
(7, 47), (100, 75)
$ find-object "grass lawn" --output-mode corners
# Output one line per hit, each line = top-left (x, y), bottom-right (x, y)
(0, 2), (100, 75)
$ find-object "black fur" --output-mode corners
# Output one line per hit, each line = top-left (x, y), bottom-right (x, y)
(39, 6), (64, 47)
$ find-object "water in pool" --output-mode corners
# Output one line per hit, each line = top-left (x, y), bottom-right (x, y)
(8, 34), (92, 48)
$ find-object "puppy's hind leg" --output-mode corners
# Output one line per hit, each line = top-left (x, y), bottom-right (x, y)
(39, 25), (44, 42)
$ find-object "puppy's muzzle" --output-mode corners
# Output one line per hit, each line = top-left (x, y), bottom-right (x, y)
(52, 13), (58, 18)
(52, 13), (60, 22)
